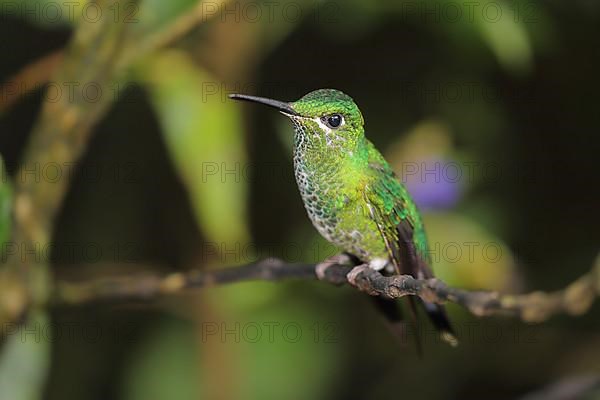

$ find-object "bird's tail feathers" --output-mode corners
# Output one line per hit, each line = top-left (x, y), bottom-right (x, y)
(421, 300), (458, 347)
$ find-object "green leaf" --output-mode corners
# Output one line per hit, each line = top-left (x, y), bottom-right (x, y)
(0, 311), (51, 400)
(137, 50), (249, 245)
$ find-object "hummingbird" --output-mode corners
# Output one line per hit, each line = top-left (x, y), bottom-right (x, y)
(230, 89), (457, 347)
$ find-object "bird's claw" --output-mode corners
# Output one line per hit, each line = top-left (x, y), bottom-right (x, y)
(347, 264), (380, 295)
(315, 253), (354, 280)
(346, 264), (369, 287)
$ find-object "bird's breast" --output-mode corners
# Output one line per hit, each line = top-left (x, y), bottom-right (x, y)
(292, 153), (382, 260)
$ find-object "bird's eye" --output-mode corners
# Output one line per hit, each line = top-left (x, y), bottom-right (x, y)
(322, 114), (343, 129)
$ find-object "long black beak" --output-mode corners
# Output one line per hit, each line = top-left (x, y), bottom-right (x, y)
(229, 93), (300, 116)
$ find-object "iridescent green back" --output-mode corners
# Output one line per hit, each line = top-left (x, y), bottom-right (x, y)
(288, 90), (430, 265)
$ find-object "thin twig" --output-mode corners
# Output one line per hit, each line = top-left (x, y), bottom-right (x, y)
(116, 0), (232, 71)
(0, 0), (233, 110)
(54, 254), (600, 324)
(0, 50), (64, 114)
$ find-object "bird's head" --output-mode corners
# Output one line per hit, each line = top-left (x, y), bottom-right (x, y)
(230, 89), (365, 152)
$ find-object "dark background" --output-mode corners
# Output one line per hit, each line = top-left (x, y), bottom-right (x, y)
(0, 1), (599, 399)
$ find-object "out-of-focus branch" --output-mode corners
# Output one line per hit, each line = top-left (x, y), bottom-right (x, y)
(0, 0), (135, 326)
(0, 0), (233, 326)
(54, 254), (600, 324)
(0, 50), (64, 113)
(116, 0), (232, 71)
(55, 259), (320, 304)
(0, 0), (232, 111)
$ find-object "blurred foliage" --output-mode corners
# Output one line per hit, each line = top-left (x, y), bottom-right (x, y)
(138, 50), (249, 245)
(0, 0), (86, 27)
(314, 0), (538, 74)
(200, 287), (344, 400)
(385, 120), (515, 290)
(423, 212), (514, 290)
(0, 311), (50, 400)
(134, 0), (199, 36)
(0, 0), (599, 399)
(0, 0), (196, 31)
(123, 317), (201, 400)
(0, 155), (11, 246)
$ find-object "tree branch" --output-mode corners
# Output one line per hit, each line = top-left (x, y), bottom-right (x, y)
(0, 50), (64, 114)
(0, 0), (234, 112)
(0, 0), (231, 326)
(0, 0), (135, 327)
(54, 253), (600, 324)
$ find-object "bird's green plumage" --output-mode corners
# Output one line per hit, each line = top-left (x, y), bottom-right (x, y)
(288, 89), (429, 268)
(229, 88), (456, 346)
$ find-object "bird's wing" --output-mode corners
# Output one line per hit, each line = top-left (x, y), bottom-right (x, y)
(362, 140), (457, 345)
(361, 140), (429, 277)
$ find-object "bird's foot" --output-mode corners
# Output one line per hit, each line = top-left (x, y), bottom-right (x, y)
(315, 253), (355, 281)
(346, 264), (369, 287)
(347, 264), (379, 295)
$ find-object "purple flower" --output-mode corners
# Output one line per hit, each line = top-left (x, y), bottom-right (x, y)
(400, 157), (464, 210)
